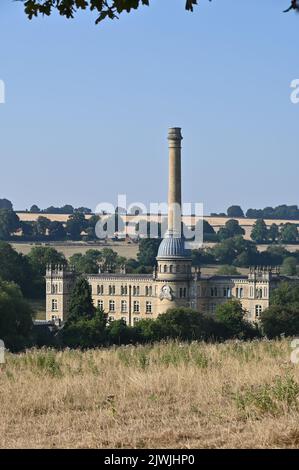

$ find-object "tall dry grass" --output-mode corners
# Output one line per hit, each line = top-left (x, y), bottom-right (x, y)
(1, 340), (299, 448)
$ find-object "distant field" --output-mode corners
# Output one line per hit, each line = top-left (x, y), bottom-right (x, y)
(16, 212), (299, 241)
(11, 242), (139, 260)
(1, 340), (299, 448)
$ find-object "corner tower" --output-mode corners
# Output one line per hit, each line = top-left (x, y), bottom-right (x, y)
(155, 128), (192, 314)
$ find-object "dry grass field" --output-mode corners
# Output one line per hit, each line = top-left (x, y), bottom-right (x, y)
(1, 340), (299, 449)
(11, 242), (139, 260)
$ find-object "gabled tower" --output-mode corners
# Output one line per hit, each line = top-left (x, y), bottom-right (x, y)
(155, 128), (192, 314)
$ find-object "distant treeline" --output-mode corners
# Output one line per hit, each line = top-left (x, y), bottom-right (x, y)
(2, 198), (299, 221)
(212, 205), (299, 220)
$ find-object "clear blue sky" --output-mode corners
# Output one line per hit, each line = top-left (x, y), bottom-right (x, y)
(0, 0), (298, 215)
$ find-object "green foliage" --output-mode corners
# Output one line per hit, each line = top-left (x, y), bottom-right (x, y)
(246, 204), (299, 220)
(0, 242), (35, 297)
(268, 223), (279, 243)
(234, 375), (299, 417)
(216, 265), (241, 275)
(280, 223), (298, 243)
(212, 236), (258, 266)
(261, 305), (299, 338)
(0, 280), (33, 351)
(137, 238), (161, 267)
(27, 246), (66, 276)
(66, 211), (87, 240)
(218, 219), (245, 241)
(260, 282), (299, 338)
(107, 319), (133, 345)
(251, 219), (268, 243)
(0, 198), (13, 210)
(281, 256), (298, 276)
(227, 205), (244, 218)
(67, 277), (95, 323)
(0, 209), (20, 240)
(69, 250), (101, 274)
(215, 300), (259, 339)
(191, 248), (215, 266)
(62, 308), (108, 348)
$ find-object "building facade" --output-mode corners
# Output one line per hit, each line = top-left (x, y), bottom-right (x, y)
(46, 127), (284, 325)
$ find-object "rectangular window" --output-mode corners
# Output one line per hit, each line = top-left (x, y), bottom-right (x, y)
(133, 317), (140, 324)
(51, 299), (58, 311)
(109, 300), (115, 312)
(121, 317), (127, 324)
(255, 305), (262, 318)
(146, 301), (152, 314)
(133, 301), (140, 313)
(98, 300), (104, 310)
(121, 300), (127, 313)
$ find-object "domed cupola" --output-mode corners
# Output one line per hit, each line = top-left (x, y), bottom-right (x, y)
(157, 233), (189, 259)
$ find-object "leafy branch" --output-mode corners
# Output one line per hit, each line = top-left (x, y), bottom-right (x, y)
(18, 1), (299, 25)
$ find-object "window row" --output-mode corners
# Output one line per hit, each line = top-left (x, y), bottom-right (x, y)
(96, 284), (153, 296)
(210, 287), (232, 298)
(158, 264), (191, 274)
(98, 299), (152, 314)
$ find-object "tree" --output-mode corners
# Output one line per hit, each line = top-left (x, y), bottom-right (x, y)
(27, 246), (66, 276)
(66, 211), (87, 240)
(154, 307), (215, 341)
(212, 236), (258, 266)
(270, 282), (299, 310)
(62, 307), (107, 348)
(280, 223), (298, 243)
(0, 280), (33, 351)
(217, 265), (241, 275)
(30, 204), (40, 213)
(21, 1), (299, 25)
(215, 300), (258, 339)
(67, 277), (95, 323)
(268, 223), (279, 243)
(137, 238), (161, 267)
(251, 219), (268, 244)
(227, 205), (244, 218)
(0, 242), (35, 297)
(0, 209), (20, 239)
(48, 221), (66, 240)
(0, 198), (13, 210)
(217, 219), (245, 241)
(107, 319), (132, 345)
(34, 216), (51, 238)
(281, 257), (298, 276)
(261, 305), (299, 339)
(69, 249), (101, 274)
(20, 221), (34, 238)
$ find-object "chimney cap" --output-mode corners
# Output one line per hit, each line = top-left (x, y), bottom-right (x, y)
(168, 127), (183, 140)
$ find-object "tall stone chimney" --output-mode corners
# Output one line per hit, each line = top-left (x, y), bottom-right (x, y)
(167, 127), (183, 236)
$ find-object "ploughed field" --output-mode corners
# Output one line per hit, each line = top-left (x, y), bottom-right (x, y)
(1, 340), (299, 448)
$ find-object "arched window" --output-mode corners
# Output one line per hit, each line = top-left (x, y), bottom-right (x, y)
(145, 286), (149, 296)
(149, 286), (152, 296)
(169, 265), (173, 273)
(164, 265), (167, 273)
